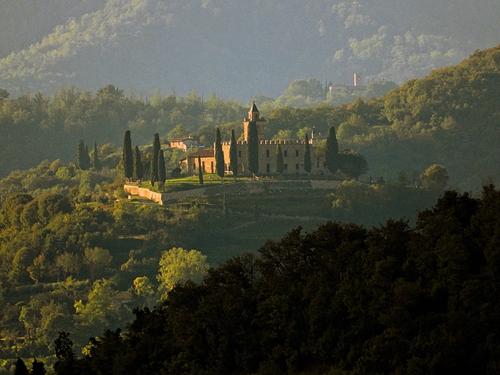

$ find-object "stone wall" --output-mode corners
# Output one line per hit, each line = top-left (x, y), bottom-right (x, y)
(124, 185), (167, 205)
(221, 142), (328, 176)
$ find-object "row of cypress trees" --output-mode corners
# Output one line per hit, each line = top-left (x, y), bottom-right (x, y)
(123, 131), (167, 188)
(77, 141), (100, 171)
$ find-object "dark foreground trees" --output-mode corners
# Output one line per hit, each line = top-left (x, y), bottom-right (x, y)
(52, 186), (500, 375)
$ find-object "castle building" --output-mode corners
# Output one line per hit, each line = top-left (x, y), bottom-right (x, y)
(181, 103), (328, 176)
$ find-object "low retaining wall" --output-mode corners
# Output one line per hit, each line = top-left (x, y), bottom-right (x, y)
(124, 185), (167, 205)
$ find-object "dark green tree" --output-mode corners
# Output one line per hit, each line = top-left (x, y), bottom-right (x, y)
(84, 144), (90, 169)
(229, 129), (238, 177)
(92, 143), (101, 171)
(215, 128), (225, 178)
(247, 120), (259, 175)
(32, 359), (46, 375)
(14, 358), (29, 375)
(151, 133), (161, 185)
(276, 145), (284, 175)
(0, 88), (9, 99)
(77, 140), (90, 170)
(198, 155), (204, 185)
(134, 146), (143, 182)
(158, 149), (166, 190)
(325, 126), (339, 174)
(338, 151), (368, 179)
(304, 133), (312, 173)
(53, 332), (75, 375)
(122, 131), (134, 180)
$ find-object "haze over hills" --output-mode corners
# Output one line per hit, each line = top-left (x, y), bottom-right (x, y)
(0, 0), (499, 99)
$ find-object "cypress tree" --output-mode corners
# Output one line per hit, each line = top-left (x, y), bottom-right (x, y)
(84, 144), (91, 170)
(229, 129), (238, 177)
(158, 149), (166, 190)
(198, 155), (204, 185)
(134, 146), (144, 182)
(77, 140), (91, 170)
(276, 144), (284, 175)
(151, 133), (161, 185)
(92, 143), (101, 171)
(123, 130), (134, 180)
(77, 140), (85, 170)
(304, 133), (312, 173)
(247, 120), (259, 175)
(325, 126), (339, 174)
(14, 358), (29, 375)
(215, 128), (225, 178)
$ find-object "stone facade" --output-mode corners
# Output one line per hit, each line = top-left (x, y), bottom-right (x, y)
(181, 103), (329, 176)
(220, 140), (327, 176)
(183, 149), (216, 175)
(169, 137), (202, 151)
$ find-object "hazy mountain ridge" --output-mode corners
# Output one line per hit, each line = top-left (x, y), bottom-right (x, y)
(0, 0), (498, 98)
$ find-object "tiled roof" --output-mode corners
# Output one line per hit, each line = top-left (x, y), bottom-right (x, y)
(187, 148), (214, 158)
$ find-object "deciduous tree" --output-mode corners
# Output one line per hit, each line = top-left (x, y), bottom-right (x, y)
(338, 151), (368, 179)
(157, 247), (209, 299)
(420, 164), (449, 191)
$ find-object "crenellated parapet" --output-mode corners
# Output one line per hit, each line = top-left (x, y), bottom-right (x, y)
(221, 139), (314, 146)
(221, 141), (248, 146)
(259, 140), (313, 145)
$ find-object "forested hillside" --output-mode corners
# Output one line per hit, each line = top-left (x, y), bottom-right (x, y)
(27, 186), (500, 375)
(0, 156), (444, 367)
(1, 45), (498, 188)
(0, 0), (499, 97)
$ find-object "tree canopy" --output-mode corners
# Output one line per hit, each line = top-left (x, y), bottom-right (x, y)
(47, 185), (500, 375)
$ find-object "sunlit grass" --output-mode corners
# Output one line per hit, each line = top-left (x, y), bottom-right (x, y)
(137, 175), (252, 192)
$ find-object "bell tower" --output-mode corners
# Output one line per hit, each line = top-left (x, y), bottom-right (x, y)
(243, 102), (266, 141)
